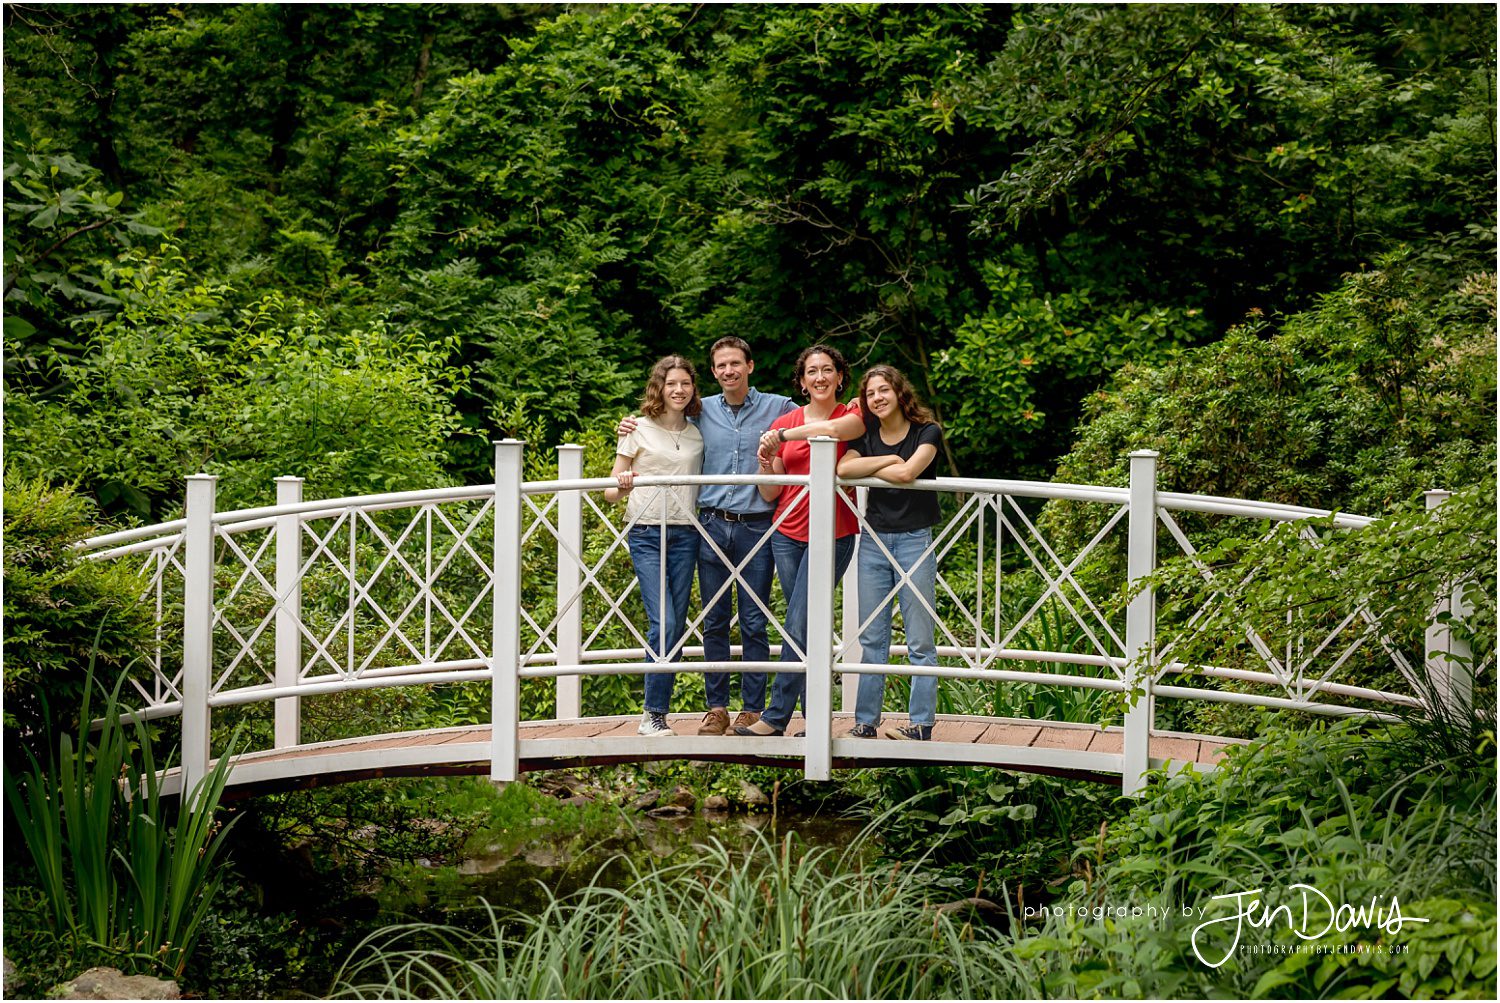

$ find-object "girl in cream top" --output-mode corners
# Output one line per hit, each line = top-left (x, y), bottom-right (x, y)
(613, 414), (704, 524)
(604, 355), (705, 738)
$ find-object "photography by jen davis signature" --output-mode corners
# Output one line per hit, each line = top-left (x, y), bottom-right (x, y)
(1191, 885), (1430, 968)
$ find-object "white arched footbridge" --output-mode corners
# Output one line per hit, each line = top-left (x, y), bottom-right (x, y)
(79, 441), (1463, 800)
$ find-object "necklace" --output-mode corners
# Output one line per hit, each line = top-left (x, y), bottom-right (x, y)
(661, 420), (689, 450)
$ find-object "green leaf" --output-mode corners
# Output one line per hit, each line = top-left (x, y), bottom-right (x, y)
(1251, 969), (1302, 997)
(3, 315), (38, 341)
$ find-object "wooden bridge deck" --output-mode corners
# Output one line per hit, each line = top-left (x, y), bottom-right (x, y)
(207, 714), (1244, 798)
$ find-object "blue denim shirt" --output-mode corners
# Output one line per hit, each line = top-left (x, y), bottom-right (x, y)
(692, 387), (797, 514)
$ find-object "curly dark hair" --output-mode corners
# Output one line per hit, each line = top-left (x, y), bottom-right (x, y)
(791, 343), (851, 398)
(640, 355), (702, 418)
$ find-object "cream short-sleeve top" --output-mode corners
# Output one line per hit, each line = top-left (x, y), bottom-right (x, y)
(617, 415), (705, 526)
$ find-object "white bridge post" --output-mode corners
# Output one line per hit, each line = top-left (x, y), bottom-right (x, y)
(555, 445), (584, 721)
(804, 437), (837, 780)
(1123, 450), (1159, 795)
(274, 476), (303, 748)
(492, 440), (525, 782)
(181, 474), (217, 801)
(1424, 490), (1473, 718)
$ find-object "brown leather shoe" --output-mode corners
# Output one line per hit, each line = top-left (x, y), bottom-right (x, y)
(698, 708), (730, 736)
(731, 710), (761, 731)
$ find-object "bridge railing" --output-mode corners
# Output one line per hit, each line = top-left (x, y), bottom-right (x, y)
(78, 440), (1458, 795)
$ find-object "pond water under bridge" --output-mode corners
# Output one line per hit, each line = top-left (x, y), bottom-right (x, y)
(77, 441), (1466, 800)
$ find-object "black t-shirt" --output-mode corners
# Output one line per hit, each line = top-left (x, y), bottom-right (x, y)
(852, 417), (943, 532)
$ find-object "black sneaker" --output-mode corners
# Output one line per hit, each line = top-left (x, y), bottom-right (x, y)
(884, 724), (932, 741)
(849, 723), (878, 738)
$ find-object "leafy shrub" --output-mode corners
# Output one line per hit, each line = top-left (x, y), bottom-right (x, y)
(1, 474), (154, 747)
(1051, 255), (1495, 517)
(0, 881), (82, 997)
(934, 260), (1210, 472)
(5, 250), (469, 519)
(1042, 253), (1495, 738)
(1009, 718), (1497, 998)
(178, 879), (314, 1000)
(386, 251), (639, 483)
(845, 765), (1115, 897)
(1151, 478), (1496, 718)
(2, 138), (162, 371)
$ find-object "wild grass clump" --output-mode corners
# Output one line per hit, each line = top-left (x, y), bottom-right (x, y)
(332, 830), (1030, 999)
(3, 669), (239, 980)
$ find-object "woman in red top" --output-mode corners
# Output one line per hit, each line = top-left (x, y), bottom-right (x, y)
(736, 344), (860, 737)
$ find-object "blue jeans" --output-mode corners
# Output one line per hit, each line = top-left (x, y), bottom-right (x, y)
(627, 524), (699, 714)
(763, 533), (857, 729)
(697, 513), (777, 712)
(855, 528), (939, 728)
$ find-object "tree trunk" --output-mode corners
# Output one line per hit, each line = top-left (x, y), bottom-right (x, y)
(411, 29), (436, 112)
(86, 12), (128, 190)
(909, 321), (962, 477)
(267, 6), (309, 193)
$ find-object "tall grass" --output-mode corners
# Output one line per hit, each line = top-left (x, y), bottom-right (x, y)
(332, 830), (1032, 999)
(3, 668), (239, 978)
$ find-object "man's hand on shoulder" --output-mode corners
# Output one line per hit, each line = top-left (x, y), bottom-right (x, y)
(616, 414), (640, 438)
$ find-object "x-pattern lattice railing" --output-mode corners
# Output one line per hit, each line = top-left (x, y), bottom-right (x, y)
(201, 497), (501, 697)
(131, 538), (187, 710)
(1151, 503), (1428, 710)
(76, 442), (1460, 797)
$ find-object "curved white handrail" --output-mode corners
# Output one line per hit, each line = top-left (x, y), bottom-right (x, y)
(73, 453), (1437, 795)
(76, 474), (1375, 557)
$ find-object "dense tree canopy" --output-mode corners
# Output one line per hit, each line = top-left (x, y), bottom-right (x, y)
(3, 3), (1494, 516)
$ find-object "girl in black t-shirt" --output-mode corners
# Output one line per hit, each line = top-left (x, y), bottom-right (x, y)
(837, 365), (945, 741)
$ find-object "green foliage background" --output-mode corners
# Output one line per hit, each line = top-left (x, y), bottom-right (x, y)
(1, 475), (155, 746)
(5, 3), (1493, 507)
(1, 6), (1494, 997)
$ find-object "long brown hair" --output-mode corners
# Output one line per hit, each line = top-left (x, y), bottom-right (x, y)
(640, 355), (702, 418)
(859, 364), (937, 425)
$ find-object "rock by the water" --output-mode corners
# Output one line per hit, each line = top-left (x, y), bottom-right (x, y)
(738, 780), (769, 806)
(668, 785), (696, 809)
(703, 794), (731, 812)
(53, 967), (180, 1000)
(523, 846), (564, 867)
(646, 804), (691, 818)
(459, 850), (517, 875)
(629, 787), (662, 810)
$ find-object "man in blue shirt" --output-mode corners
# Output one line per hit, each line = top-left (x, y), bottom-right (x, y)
(620, 336), (796, 734)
